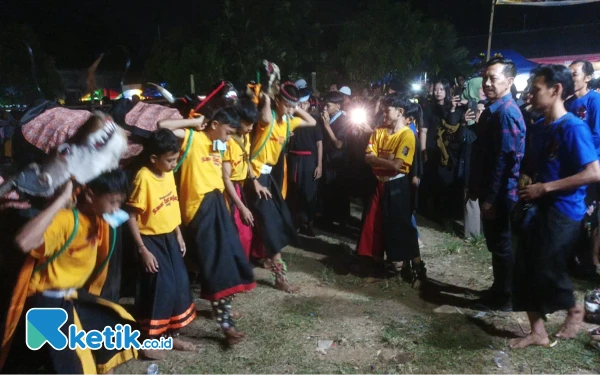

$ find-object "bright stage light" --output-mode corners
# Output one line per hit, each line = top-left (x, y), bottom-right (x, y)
(351, 108), (367, 124)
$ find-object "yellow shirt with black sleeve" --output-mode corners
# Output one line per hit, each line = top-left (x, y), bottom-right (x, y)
(249, 115), (302, 177)
(127, 167), (181, 235)
(223, 134), (251, 182)
(27, 209), (108, 296)
(178, 129), (224, 225)
(366, 127), (416, 181)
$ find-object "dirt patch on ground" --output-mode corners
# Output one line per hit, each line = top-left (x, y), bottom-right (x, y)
(117, 214), (600, 374)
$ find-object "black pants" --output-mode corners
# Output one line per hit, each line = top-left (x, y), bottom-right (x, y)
(481, 199), (516, 301)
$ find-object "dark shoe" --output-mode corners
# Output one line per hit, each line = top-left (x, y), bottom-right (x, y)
(471, 296), (512, 312)
(400, 265), (412, 282)
(411, 261), (427, 289)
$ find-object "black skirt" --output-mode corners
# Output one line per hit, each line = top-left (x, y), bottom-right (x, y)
(512, 204), (580, 316)
(186, 190), (256, 301)
(287, 152), (319, 223)
(1, 289), (137, 374)
(245, 173), (297, 257)
(136, 231), (196, 337)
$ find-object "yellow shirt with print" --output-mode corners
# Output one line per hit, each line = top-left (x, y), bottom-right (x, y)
(178, 129), (224, 225)
(127, 167), (181, 235)
(223, 133), (251, 182)
(28, 209), (108, 296)
(249, 115), (302, 177)
(366, 127), (415, 181)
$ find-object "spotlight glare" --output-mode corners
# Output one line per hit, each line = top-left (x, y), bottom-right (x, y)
(351, 108), (367, 124)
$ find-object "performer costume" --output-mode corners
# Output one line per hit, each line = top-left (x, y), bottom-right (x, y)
(177, 129), (255, 330)
(357, 127), (420, 262)
(0, 209), (137, 374)
(223, 134), (253, 258)
(127, 167), (195, 337)
(245, 111), (300, 264)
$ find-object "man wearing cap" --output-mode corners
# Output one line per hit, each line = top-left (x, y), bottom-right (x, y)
(339, 86), (353, 109)
(287, 88), (323, 237)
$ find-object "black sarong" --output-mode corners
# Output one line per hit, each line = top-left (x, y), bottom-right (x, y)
(287, 152), (319, 223)
(512, 204), (580, 316)
(136, 231), (196, 336)
(245, 173), (297, 257)
(357, 176), (420, 262)
(186, 190), (256, 301)
(2, 289), (137, 374)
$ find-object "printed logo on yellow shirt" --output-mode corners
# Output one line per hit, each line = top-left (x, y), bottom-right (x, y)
(270, 135), (287, 145)
(201, 155), (222, 166)
(152, 191), (179, 215)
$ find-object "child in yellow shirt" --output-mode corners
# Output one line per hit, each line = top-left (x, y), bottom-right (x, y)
(357, 94), (427, 288)
(1, 170), (137, 374)
(159, 107), (256, 345)
(127, 129), (196, 358)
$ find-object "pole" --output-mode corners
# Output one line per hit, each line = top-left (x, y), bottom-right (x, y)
(486, 0), (497, 61)
(190, 74), (195, 94)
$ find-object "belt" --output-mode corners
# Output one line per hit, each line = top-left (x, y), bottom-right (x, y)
(289, 150), (312, 156)
(260, 164), (273, 175)
(42, 288), (77, 299)
(380, 173), (406, 182)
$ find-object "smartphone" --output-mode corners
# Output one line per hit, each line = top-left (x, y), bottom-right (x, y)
(468, 100), (478, 113)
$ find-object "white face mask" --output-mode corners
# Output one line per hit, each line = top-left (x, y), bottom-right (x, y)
(213, 140), (228, 152)
(103, 209), (129, 228)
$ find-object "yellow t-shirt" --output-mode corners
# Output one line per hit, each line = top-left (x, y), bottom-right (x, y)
(223, 134), (251, 182)
(178, 129), (225, 225)
(127, 167), (181, 235)
(366, 127), (415, 180)
(250, 115), (302, 177)
(28, 209), (108, 296)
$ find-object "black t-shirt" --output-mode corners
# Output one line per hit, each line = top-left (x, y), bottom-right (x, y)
(289, 122), (323, 153)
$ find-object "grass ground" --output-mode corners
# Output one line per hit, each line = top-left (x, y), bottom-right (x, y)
(117, 214), (600, 374)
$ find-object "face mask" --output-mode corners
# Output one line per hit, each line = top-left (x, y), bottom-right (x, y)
(213, 140), (228, 152)
(103, 209), (129, 228)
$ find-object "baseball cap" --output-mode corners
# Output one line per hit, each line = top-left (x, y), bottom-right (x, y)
(295, 79), (308, 89)
(339, 86), (351, 96)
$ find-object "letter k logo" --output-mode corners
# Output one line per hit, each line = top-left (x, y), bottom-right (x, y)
(25, 308), (68, 350)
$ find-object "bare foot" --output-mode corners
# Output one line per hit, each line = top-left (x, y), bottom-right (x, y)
(223, 327), (247, 345)
(262, 258), (273, 270)
(509, 333), (552, 349)
(556, 306), (584, 339)
(173, 337), (197, 351)
(275, 278), (300, 293)
(139, 348), (166, 360)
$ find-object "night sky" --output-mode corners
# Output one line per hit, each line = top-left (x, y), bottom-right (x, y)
(4, 0), (600, 71)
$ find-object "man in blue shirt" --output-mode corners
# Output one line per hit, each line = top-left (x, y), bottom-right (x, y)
(512, 64), (600, 349)
(566, 60), (600, 156)
(469, 57), (526, 311)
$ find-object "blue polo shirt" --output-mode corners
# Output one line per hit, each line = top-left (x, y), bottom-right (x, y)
(529, 113), (598, 221)
(566, 90), (600, 157)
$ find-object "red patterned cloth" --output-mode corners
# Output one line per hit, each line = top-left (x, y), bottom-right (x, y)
(21, 107), (93, 153)
(122, 102), (183, 159)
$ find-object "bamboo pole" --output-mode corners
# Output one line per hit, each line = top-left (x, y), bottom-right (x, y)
(487, 0), (497, 61)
